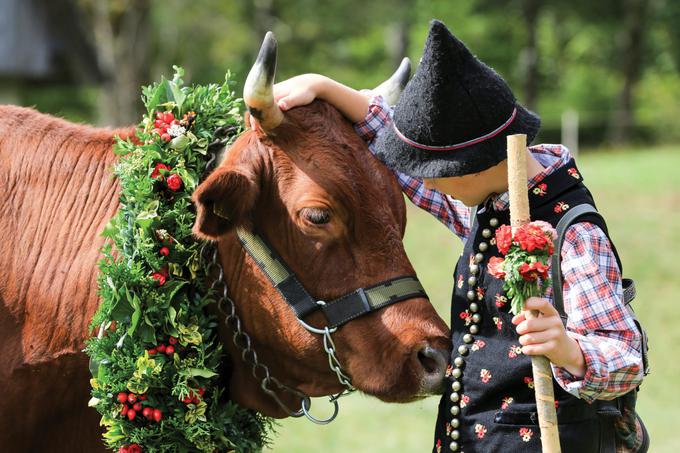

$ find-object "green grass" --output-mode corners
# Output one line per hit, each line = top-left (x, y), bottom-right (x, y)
(266, 145), (680, 452)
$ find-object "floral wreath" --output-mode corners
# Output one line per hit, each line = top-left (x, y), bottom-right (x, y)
(85, 67), (271, 453)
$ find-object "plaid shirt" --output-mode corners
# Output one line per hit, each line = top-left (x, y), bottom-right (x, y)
(354, 95), (643, 403)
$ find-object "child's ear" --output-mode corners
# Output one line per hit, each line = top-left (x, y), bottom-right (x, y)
(192, 164), (260, 240)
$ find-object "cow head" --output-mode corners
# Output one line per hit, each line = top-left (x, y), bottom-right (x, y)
(191, 33), (451, 418)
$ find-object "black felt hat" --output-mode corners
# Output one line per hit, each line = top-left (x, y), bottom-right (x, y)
(374, 20), (541, 178)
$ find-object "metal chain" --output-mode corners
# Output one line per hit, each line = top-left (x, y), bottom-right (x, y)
(202, 244), (308, 418)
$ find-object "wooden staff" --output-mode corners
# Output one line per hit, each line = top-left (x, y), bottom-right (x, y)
(507, 134), (561, 452)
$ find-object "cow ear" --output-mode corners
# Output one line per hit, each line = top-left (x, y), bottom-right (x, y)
(192, 165), (259, 240)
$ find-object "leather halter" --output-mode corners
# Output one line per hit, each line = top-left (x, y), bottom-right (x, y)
(237, 228), (428, 328)
(235, 227), (428, 423)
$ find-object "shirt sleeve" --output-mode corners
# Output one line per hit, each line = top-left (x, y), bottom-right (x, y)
(353, 93), (472, 241)
(550, 222), (644, 403)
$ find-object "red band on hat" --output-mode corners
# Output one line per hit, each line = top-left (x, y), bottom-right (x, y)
(392, 107), (517, 152)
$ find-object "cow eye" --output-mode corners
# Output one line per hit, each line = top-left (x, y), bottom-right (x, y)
(300, 207), (331, 225)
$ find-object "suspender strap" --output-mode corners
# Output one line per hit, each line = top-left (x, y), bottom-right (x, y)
(551, 204), (636, 320)
(237, 228), (428, 329)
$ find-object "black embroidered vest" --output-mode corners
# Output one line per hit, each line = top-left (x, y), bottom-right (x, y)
(433, 160), (616, 453)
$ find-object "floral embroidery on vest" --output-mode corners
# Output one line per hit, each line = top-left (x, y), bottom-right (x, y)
(519, 427), (534, 442)
(480, 369), (492, 383)
(494, 293), (507, 308)
(501, 396), (514, 409)
(457, 274), (464, 289)
(508, 345), (523, 358)
(532, 182), (548, 196)
(460, 394), (470, 408)
(445, 422), (452, 436)
(524, 376), (535, 389)
(554, 201), (570, 213)
(567, 167), (581, 179)
(460, 309), (472, 326)
(476, 287), (485, 300)
(471, 339), (486, 352)
(493, 316), (503, 330)
(445, 364), (454, 378)
(435, 439), (442, 453)
(475, 423), (487, 439)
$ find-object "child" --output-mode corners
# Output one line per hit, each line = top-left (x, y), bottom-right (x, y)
(257, 20), (644, 453)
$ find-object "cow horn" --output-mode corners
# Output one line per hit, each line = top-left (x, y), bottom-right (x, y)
(244, 31), (283, 131)
(373, 57), (411, 105)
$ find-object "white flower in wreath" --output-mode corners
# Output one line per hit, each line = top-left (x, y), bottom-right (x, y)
(167, 123), (187, 137)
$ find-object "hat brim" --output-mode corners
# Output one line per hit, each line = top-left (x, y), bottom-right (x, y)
(373, 104), (541, 179)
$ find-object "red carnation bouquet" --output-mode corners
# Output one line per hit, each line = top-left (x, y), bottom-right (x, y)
(487, 220), (557, 315)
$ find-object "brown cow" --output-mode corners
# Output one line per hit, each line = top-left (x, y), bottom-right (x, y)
(0, 40), (450, 452)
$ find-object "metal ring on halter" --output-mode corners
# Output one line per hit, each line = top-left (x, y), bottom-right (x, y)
(297, 302), (338, 335)
(301, 396), (340, 425)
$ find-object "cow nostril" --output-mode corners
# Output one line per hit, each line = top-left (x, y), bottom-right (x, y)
(417, 349), (439, 374)
(417, 346), (447, 375)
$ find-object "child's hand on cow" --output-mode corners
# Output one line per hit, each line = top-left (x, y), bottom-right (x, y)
(273, 74), (327, 111)
(512, 297), (586, 378)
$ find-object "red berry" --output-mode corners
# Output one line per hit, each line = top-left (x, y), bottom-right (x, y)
(165, 345), (175, 355)
(157, 344), (166, 353)
(153, 409), (162, 422)
(121, 404), (129, 417)
(168, 336), (177, 345)
(151, 272), (166, 286)
(182, 396), (192, 404)
(159, 246), (170, 256)
(139, 394), (147, 401)
(156, 112), (164, 120)
(127, 393), (137, 404)
(142, 407), (153, 419)
(127, 409), (137, 420)
(198, 388), (205, 397)
(172, 119), (180, 125)
(133, 402), (142, 412)
(154, 119), (164, 128)
(166, 174), (183, 191)
(191, 396), (200, 404)
(161, 133), (171, 143)
(117, 392), (128, 403)
(148, 348), (157, 355)
(163, 112), (174, 123)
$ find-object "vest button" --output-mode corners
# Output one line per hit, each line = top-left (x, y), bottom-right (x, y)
(471, 313), (482, 324)
(451, 381), (461, 392)
(463, 334), (473, 344)
(449, 441), (459, 451)
(453, 357), (465, 367)
(450, 405), (460, 416)
(458, 345), (469, 356)
(469, 264), (479, 275)
(452, 368), (462, 379)
(490, 217), (499, 228)
(482, 228), (492, 239)
(470, 324), (479, 334)
(450, 430), (460, 440)
(467, 276), (477, 286)
(478, 242), (489, 252)
(469, 302), (479, 312)
(475, 253), (484, 263)
(450, 392), (460, 403)
(467, 290), (476, 301)
(450, 418), (460, 428)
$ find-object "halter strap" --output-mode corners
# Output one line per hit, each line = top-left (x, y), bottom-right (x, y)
(236, 228), (428, 329)
(392, 107), (517, 151)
